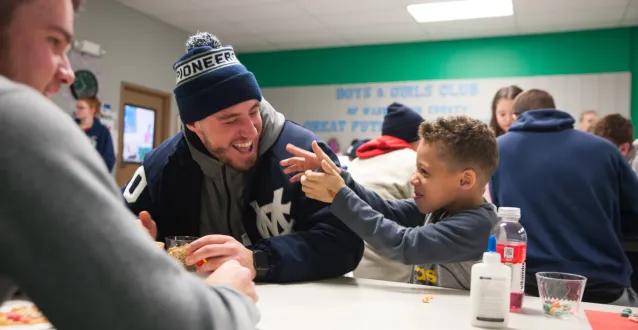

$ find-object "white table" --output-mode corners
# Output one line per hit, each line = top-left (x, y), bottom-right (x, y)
(255, 277), (625, 330)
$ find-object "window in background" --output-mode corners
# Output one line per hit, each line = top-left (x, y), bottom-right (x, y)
(123, 104), (156, 163)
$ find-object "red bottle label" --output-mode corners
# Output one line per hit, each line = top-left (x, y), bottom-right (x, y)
(496, 243), (526, 263)
(496, 243), (527, 302)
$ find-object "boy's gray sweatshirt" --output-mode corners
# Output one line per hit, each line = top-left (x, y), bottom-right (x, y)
(331, 171), (499, 290)
(0, 76), (259, 329)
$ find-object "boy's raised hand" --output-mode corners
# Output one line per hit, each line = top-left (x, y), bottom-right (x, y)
(281, 141), (341, 183)
(300, 142), (346, 203)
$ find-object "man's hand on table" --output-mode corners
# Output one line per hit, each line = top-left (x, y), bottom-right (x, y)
(186, 235), (256, 279)
(137, 213), (258, 302)
(205, 259), (258, 302)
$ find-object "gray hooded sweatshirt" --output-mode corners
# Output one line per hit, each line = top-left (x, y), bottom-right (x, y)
(332, 171), (499, 290)
(185, 99), (285, 243)
(0, 76), (259, 330)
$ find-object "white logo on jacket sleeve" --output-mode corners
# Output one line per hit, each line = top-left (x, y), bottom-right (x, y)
(250, 188), (294, 238)
(123, 166), (147, 203)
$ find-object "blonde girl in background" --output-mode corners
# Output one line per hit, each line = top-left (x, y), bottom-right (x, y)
(75, 96), (116, 172)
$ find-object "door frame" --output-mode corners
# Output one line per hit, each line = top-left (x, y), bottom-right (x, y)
(116, 81), (172, 174)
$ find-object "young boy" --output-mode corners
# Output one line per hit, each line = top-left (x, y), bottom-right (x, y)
(285, 116), (499, 289)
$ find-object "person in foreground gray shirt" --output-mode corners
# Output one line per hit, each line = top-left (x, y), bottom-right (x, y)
(285, 116), (500, 290)
(0, 75), (260, 329)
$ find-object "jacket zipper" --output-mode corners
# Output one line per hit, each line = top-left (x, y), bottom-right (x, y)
(222, 165), (233, 237)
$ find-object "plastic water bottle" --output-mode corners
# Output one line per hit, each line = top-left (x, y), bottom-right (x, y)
(493, 207), (527, 313)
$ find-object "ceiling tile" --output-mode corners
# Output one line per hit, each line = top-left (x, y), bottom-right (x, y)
(513, 0), (629, 14)
(426, 29), (516, 41)
(192, 0), (283, 10)
(293, 0), (398, 15)
(516, 7), (625, 29)
(258, 30), (344, 44)
(238, 16), (326, 34)
(272, 39), (349, 51)
(422, 16), (516, 34)
(345, 34), (431, 47)
(206, 1), (309, 23)
(154, 11), (248, 34)
(338, 23), (426, 41)
(516, 25), (569, 35)
(221, 35), (277, 50)
(621, 2), (638, 25)
(317, 9), (417, 27)
(118, 0), (201, 15)
(236, 43), (281, 53)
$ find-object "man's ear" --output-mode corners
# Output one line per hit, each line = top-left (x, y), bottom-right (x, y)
(185, 122), (205, 140)
(185, 122), (198, 133)
(459, 169), (477, 191)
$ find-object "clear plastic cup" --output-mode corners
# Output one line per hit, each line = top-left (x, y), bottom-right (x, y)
(536, 272), (587, 319)
(165, 236), (198, 271)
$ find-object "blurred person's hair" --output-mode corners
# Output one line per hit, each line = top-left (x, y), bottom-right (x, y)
(78, 96), (102, 117)
(489, 85), (523, 137)
(591, 114), (634, 147)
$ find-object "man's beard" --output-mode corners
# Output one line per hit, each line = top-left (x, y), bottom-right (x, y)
(202, 133), (258, 172)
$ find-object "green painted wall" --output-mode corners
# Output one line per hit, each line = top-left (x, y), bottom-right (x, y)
(239, 27), (637, 134)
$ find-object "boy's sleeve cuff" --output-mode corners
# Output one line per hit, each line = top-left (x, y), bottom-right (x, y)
(331, 186), (355, 217)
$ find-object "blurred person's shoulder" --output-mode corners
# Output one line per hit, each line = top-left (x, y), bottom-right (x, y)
(0, 75), (62, 123)
(0, 75), (90, 158)
(0, 75), (29, 97)
(570, 128), (622, 155)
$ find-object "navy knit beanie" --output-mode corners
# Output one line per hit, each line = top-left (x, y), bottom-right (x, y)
(173, 32), (262, 124)
(382, 103), (424, 142)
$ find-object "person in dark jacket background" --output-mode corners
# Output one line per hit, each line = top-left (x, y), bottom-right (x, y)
(75, 96), (115, 172)
(490, 89), (638, 306)
(124, 32), (363, 283)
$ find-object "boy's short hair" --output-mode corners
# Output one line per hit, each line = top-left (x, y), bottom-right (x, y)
(418, 116), (498, 183)
(591, 114), (634, 147)
(513, 89), (556, 115)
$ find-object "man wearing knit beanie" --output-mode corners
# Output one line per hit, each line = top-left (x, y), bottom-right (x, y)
(347, 102), (424, 282)
(122, 32), (363, 283)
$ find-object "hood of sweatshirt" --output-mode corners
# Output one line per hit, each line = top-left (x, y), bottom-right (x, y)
(356, 135), (414, 159)
(508, 109), (575, 133)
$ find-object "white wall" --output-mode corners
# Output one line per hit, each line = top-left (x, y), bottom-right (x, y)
(263, 72), (631, 150)
(51, 0), (189, 136)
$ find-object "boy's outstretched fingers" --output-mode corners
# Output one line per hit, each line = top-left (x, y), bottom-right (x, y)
(321, 159), (340, 176)
(321, 159), (337, 175)
(311, 141), (341, 174)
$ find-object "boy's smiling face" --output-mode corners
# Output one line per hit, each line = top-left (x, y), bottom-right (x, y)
(411, 140), (467, 214)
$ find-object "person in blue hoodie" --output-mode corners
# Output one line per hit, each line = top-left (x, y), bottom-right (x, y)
(75, 96), (115, 172)
(489, 89), (638, 306)
(122, 32), (363, 283)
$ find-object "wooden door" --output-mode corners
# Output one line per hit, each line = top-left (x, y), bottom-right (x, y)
(115, 82), (172, 187)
